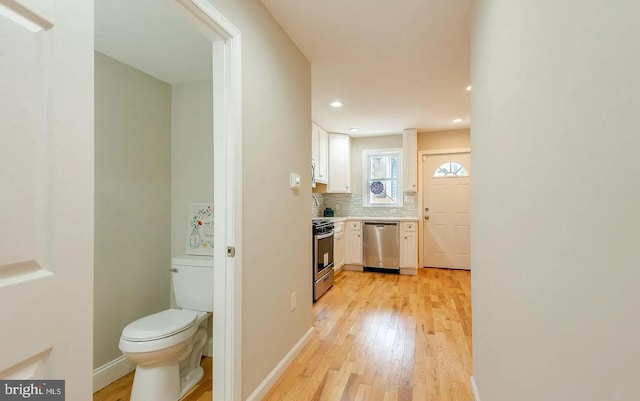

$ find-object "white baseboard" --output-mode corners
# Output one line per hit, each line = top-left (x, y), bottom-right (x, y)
(245, 327), (314, 401)
(93, 356), (136, 393)
(343, 264), (363, 272)
(400, 267), (418, 276)
(471, 376), (481, 401)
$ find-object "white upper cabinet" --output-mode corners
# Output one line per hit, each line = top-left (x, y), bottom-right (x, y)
(311, 122), (328, 184)
(317, 127), (328, 183)
(312, 122), (319, 162)
(403, 128), (418, 192)
(328, 133), (351, 193)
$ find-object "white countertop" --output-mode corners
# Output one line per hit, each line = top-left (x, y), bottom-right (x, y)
(315, 216), (419, 222)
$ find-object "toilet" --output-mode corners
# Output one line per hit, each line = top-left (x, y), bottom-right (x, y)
(119, 255), (213, 401)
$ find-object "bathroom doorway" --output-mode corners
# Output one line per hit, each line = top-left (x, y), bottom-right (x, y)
(93, 1), (242, 400)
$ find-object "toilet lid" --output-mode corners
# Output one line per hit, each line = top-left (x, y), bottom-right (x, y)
(122, 309), (197, 342)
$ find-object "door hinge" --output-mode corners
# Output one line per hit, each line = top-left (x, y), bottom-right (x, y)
(226, 246), (236, 257)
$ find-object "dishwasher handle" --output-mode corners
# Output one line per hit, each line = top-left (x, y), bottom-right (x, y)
(364, 221), (399, 228)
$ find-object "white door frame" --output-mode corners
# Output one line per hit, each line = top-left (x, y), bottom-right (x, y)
(418, 148), (470, 268)
(175, 1), (242, 400)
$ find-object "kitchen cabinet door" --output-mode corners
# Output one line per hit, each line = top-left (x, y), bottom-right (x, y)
(328, 133), (351, 193)
(400, 222), (418, 268)
(345, 229), (362, 265)
(334, 231), (345, 269)
(317, 127), (328, 184)
(311, 122), (319, 163)
(403, 128), (417, 192)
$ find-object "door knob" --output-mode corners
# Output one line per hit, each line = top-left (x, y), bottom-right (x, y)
(424, 215), (429, 220)
(424, 207), (429, 212)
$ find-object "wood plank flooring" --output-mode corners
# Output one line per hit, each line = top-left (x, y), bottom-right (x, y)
(264, 268), (472, 401)
(93, 356), (212, 401)
(94, 267), (471, 401)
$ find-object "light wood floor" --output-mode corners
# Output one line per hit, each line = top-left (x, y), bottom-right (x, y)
(264, 268), (472, 401)
(94, 268), (471, 401)
(93, 356), (212, 401)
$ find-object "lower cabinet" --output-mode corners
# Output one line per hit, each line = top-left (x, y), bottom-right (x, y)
(333, 222), (345, 270)
(344, 220), (362, 265)
(337, 219), (416, 272)
(400, 222), (418, 268)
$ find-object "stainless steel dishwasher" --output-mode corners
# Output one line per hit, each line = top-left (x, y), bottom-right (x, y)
(363, 221), (400, 271)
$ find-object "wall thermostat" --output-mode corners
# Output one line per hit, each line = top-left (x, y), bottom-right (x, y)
(289, 173), (301, 189)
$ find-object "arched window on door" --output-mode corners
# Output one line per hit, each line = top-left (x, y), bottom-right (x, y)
(433, 161), (469, 177)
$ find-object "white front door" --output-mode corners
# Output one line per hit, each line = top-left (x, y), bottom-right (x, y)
(0, 1), (93, 398)
(422, 152), (471, 269)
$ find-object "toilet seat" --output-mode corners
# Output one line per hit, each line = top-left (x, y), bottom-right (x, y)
(119, 309), (200, 354)
(122, 309), (197, 342)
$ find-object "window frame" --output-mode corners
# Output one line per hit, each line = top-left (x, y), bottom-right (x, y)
(362, 148), (403, 208)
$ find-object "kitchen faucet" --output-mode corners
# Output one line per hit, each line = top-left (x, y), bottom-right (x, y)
(312, 194), (319, 206)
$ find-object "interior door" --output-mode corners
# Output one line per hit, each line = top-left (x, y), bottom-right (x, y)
(422, 153), (471, 269)
(0, 1), (93, 398)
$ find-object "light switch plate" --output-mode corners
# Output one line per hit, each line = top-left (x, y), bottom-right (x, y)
(289, 173), (301, 189)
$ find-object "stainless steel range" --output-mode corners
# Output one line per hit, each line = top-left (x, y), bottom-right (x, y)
(312, 219), (334, 302)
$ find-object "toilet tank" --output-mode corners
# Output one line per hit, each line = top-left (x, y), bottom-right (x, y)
(171, 255), (214, 312)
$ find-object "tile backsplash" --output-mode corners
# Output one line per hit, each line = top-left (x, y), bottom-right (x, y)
(312, 193), (418, 218)
(311, 194), (325, 217)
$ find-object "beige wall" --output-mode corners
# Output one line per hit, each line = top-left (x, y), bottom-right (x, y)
(350, 134), (403, 194)
(171, 80), (214, 257)
(206, 1), (312, 398)
(472, 1), (640, 401)
(94, 52), (172, 368)
(417, 128), (470, 151)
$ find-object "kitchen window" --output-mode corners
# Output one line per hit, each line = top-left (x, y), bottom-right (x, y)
(363, 149), (403, 207)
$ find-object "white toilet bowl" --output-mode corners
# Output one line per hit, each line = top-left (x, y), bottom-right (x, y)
(119, 308), (210, 401)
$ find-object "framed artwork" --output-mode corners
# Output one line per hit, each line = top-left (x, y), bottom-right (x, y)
(185, 203), (214, 256)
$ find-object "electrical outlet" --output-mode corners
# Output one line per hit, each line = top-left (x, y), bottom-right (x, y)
(389, 208), (397, 214)
(290, 292), (297, 311)
(335, 203), (341, 211)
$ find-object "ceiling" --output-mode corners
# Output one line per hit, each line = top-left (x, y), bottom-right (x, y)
(260, 0), (472, 136)
(95, 0), (470, 135)
(95, 0), (211, 84)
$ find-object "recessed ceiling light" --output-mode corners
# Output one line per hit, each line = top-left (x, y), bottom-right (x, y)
(453, 118), (464, 123)
(466, 85), (472, 91)
(348, 127), (359, 132)
(330, 100), (344, 108)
